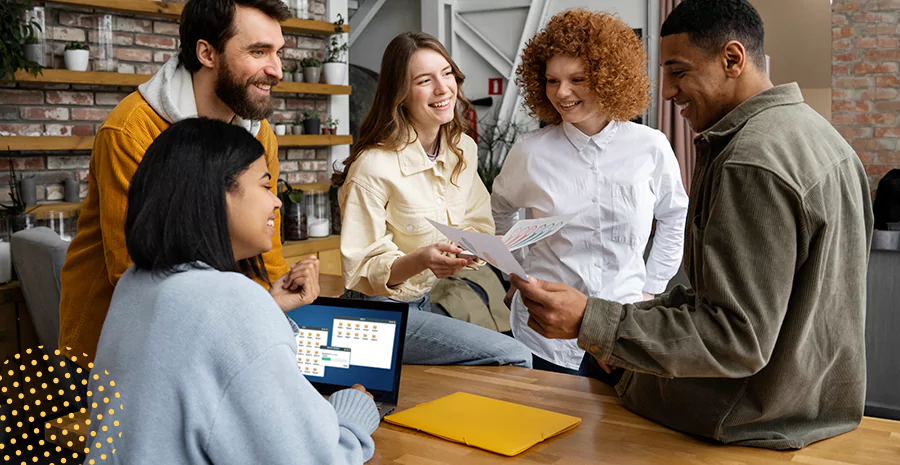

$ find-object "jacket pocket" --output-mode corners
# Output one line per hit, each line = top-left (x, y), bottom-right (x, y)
(385, 205), (433, 236)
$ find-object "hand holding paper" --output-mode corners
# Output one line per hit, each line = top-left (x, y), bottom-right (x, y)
(426, 213), (579, 279)
(427, 219), (529, 278)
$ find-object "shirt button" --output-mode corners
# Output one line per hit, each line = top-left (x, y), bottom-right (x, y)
(592, 197), (600, 204)
(436, 197), (443, 205)
(406, 225), (414, 232)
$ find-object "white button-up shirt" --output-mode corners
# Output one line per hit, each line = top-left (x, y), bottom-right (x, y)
(492, 121), (689, 369)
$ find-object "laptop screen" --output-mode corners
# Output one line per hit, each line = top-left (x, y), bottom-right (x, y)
(286, 297), (408, 402)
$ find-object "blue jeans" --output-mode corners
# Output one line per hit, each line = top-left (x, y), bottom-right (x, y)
(341, 290), (532, 367)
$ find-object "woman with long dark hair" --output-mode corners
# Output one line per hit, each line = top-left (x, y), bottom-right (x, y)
(333, 32), (531, 367)
(85, 118), (378, 464)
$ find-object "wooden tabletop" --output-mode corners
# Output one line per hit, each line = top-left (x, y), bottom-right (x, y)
(371, 366), (900, 464)
(319, 273), (345, 298)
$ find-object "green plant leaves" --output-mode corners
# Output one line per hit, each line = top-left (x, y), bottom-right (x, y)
(0, 0), (44, 83)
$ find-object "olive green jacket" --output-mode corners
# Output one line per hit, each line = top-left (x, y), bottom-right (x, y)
(579, 84), (873, 449)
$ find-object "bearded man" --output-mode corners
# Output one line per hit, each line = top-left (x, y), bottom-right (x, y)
(60, 0), (308, 367)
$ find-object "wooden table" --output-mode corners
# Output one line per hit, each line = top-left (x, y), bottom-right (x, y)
(371, 366), (900, 464)
(319, 273), (345, 298)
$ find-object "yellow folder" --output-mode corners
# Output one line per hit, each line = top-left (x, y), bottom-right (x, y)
(384, 391), (581, 456)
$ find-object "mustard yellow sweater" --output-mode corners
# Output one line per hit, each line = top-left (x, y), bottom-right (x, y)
(59, 92), (289, 364)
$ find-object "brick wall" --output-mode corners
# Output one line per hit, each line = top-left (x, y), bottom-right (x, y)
(0, 0), (333, 203)
(832, 0), (900, 194)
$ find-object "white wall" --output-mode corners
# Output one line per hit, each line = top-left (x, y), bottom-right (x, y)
(349, 0), (421, 74)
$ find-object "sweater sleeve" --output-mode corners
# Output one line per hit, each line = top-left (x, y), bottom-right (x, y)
(206, 343), (379, 464)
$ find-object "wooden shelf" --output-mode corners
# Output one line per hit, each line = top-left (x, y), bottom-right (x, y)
(13, 69), (351, 95)
(282, 235), (340, 257)
(0, 136), (94, 151)
(278, 134), (352, 146)
(42, 0), (350, 35)
(1, 134), (352, 151)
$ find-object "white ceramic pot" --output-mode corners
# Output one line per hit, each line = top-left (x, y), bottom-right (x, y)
(64, 49), (89, 71)
(274, 124), (286, 136)
(322, 62), (346, 85)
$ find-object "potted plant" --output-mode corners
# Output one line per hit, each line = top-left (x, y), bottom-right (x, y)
(324, 116), (338, 135)
(273, 122), (287, 136)
(22, 35), (42, 65)
(292, 117), (303, 135)
(1, 0), (43, 83)
(64, 42), (90, 71)
(476, 109), (528, 192)
(323, 14), (349, 85)
(1, 158), (37, 233)
(281, 64), (293, 82)
(278, 179), (307, 241)
(300, 56), (321, 84)
(302, 109), (320, 136)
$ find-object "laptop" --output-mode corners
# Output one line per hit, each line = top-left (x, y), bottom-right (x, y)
(286, 297), (409, 418)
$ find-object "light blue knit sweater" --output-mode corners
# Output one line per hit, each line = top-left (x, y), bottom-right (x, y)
(83, 265), (379, 464)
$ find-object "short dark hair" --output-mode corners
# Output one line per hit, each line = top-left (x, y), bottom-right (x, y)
(126, 118), (269, 283)
(179, 0), (291, 73)
(661, 0), (766, 71)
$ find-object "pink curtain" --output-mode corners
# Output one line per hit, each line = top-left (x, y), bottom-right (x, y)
(657, 0), (696, 192)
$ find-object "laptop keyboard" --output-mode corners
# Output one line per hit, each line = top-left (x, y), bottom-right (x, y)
(376, 402), (395, 418)
(324, 395), (395, 418)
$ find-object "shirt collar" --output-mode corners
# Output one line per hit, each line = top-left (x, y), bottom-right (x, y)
(698, 83), (804, 145)
(398, 129), (458, 177)
(562, 121), (619, 153)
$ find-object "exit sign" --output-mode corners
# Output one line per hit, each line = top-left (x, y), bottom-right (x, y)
(488, 78), (503, 95)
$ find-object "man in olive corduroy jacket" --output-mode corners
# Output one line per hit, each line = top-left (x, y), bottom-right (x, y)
(510, 0), (873, 450)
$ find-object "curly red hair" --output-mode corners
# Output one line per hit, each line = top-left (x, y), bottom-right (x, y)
(516, 9), (650, 123)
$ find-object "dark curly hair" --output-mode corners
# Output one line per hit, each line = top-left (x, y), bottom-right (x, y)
(516, 9), (650, 123)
